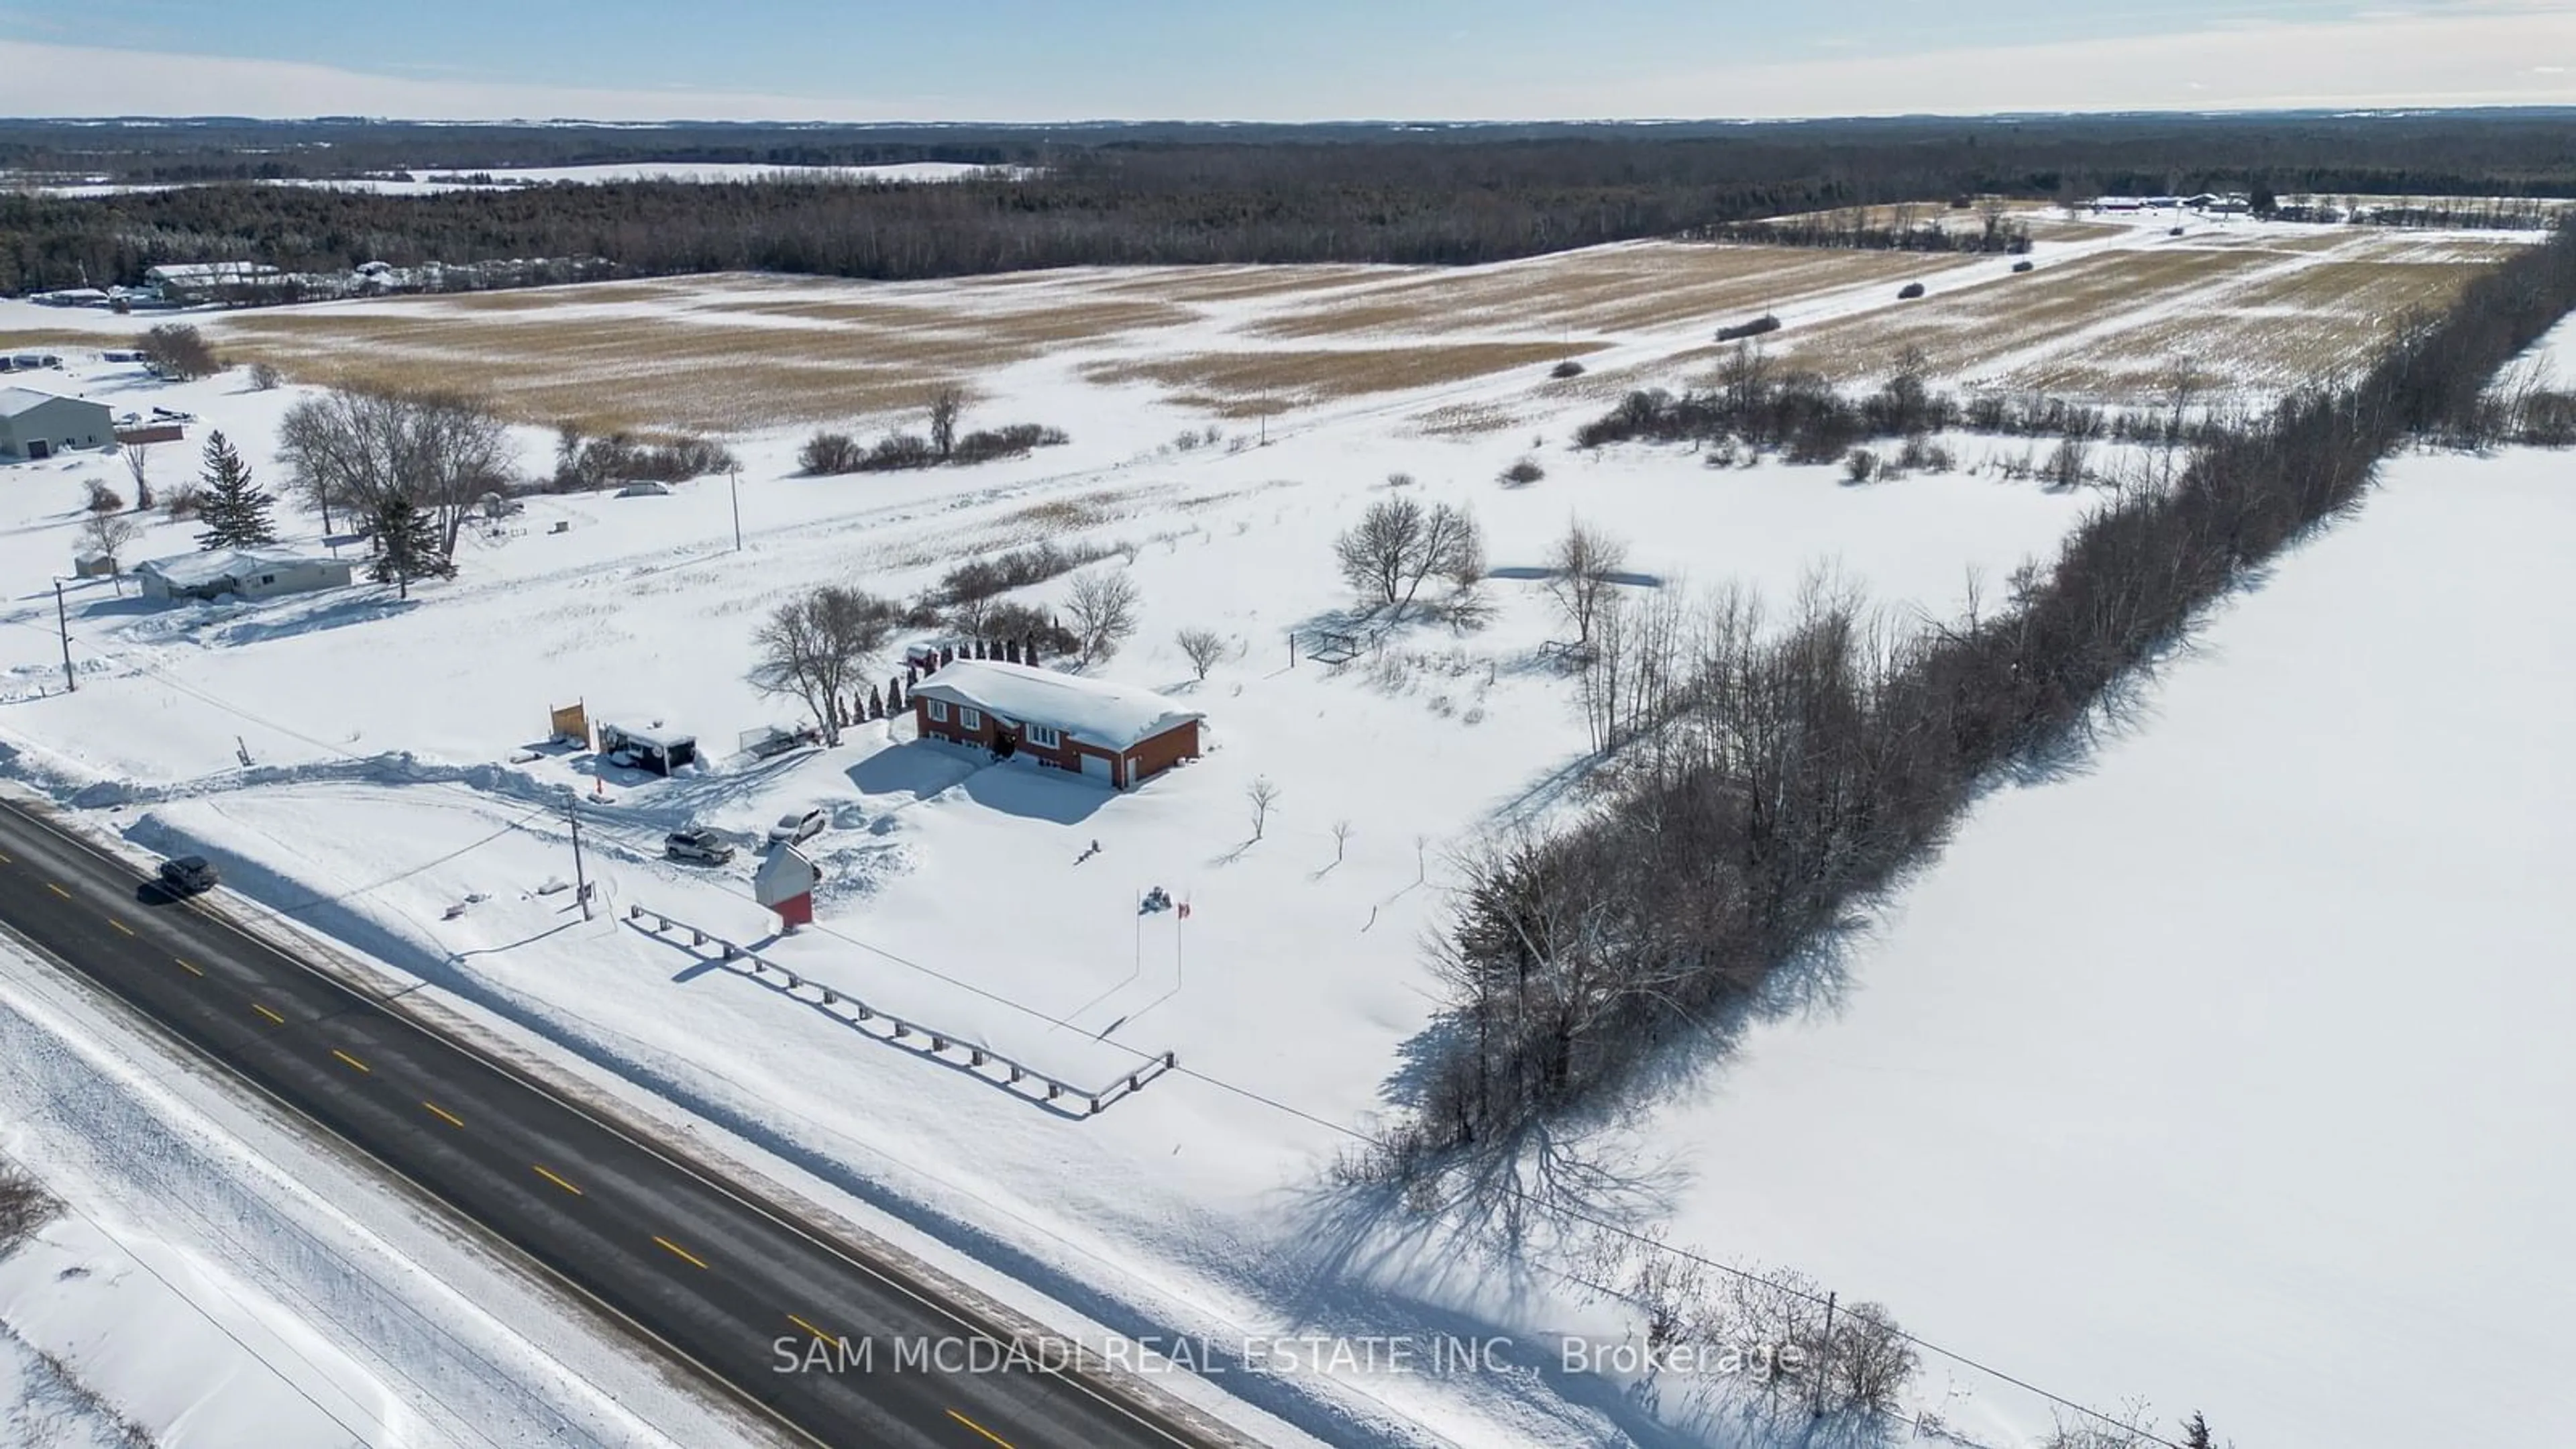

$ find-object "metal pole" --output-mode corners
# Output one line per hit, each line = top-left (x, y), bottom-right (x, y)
(567, 802), (592, 921)
(728, 466), (743, 552)
(53, 581), (74, 693)
(1811, 1290), (1835, 1417)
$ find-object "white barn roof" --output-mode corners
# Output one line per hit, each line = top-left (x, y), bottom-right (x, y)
(1, 386), (93, 419)
(138, 549), (341, 590)
(912, 660), (1201, 751)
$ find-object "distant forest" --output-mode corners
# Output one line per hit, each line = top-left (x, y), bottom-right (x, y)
(5, 113), (2573, 295)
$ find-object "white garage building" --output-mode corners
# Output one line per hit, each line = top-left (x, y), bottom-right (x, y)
(0, 387), (114, 461)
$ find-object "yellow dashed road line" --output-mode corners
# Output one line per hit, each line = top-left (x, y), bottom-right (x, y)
(252, 1004), (286, 1026)
(423, 1102), (465, 1129)
(652, 1235), (709, 1270)
(174, 957), (204, 977)
(332, 1049), (372, 1074)
(946, 1408), (1017, 1448)
(107, 918), (134, 936)
(787, 1312), (835, 1341)
(45, 882), (70, 900)
(534, 1164), (585, 1197)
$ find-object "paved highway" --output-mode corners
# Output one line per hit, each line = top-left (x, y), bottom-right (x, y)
(0, 799), (1233, 1449)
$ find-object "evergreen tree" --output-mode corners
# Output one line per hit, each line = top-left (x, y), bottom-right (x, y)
(867, 685), (885, 720)
(367, 488), (453, 599)
(194, 430), (278, 550)
(2182, 1412), (2216, 1449)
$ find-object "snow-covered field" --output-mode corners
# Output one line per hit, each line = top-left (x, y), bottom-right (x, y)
(0, 229), (2565, 1446)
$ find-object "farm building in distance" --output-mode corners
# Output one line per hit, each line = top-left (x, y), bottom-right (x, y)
(136, 549), (354, 602)
(911, 659), (1203, 790)
(0, 387), (113, 460)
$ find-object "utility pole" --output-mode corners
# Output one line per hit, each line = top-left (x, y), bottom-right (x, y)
(729, 466), (743, 552)
(566, 800), (592, 921)
(53, 580), (74, 693)
(1811, 1290), (1835, 1418)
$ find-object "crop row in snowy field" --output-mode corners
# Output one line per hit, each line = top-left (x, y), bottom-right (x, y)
(5, 209), (2536, 436)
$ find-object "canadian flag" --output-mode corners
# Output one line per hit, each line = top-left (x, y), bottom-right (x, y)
(1177, 901), (1191, 920)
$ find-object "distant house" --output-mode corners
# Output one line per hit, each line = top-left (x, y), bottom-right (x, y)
(910, 659), (1203, 790)
(136, 549), (354, 602)
(0, 387), (113, 461)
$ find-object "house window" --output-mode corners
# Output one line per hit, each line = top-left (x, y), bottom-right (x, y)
(961, 708), (982, 731)
(1025, 723), (1061, 749)
(926, 700), (949, 723)
(260, 574), (276, 585)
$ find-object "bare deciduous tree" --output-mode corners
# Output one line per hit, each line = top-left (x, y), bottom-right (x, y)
(0, 1163), (56, 1255)
(277, 388), (510, 549)
(141, 322), (218, 380)
(1246, 777), (1279, 839)
(1334, 496), (1484, 618)
(1330, 818), (1353, 862)
(78, 511), (141, 576)
(753, 586), (897, 747)
(121, 440), (154, 512)
(928, 386), (965, 462)
(1065, 571), (1141, 667)
(1544, 519), (1627, 648)
(1174, 627), (1226, 681)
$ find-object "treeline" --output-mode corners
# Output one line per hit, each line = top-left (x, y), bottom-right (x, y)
(1393, 221), (2576, 1163)
(11, 113), (2576, 293)
(1574, 349), (2221, 464)
(1690, 204), (2032, 254)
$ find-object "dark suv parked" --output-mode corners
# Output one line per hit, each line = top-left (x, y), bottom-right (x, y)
(663, 828), (736, 865)
(157, 855), (219, 895)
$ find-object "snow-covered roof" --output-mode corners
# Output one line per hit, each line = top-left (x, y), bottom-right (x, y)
(137, 549), (344, 589)
(603, 722), (695, 749)
(911, 660), (1201, 751)
(0, 386), (97, 418)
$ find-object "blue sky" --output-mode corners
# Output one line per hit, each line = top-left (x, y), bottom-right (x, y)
(1, 0), (2570, 118)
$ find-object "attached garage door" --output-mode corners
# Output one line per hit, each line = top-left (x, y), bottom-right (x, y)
(1080, 751), (1112, 783)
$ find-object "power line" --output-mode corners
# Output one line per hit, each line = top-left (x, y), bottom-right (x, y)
(15, 586), (2180, 1448)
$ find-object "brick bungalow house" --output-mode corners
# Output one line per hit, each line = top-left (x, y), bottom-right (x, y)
(909, 659), (1203, 789)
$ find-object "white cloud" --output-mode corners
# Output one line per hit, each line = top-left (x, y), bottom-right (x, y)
(3, 9), (2573, 123)
(0, 40), (903, 122)
(1570, 10), (2576, 119)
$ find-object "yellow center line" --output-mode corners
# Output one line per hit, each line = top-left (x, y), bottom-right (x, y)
(422, 1101), (465, 1129)
(786, 1312), (835, 1342)
(651, 1234), (709, 1270)
(945, 1409), (1017, 1448)
(252, 1004), (286, 1026)
(46, 882), (70, 900)
(108, 918), (134, 936)
(0, 849), (14, 863)
(533, 1164), (584, 1197)
(331, 1049), (372, 1073)
(174, 957), (204, 977)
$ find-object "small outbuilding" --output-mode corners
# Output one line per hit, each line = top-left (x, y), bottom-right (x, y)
(597, 720), (699, 776)
(136, 549), (354, 602)
(0, 387), (113, 460)
(910, 659), (1203, 790)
